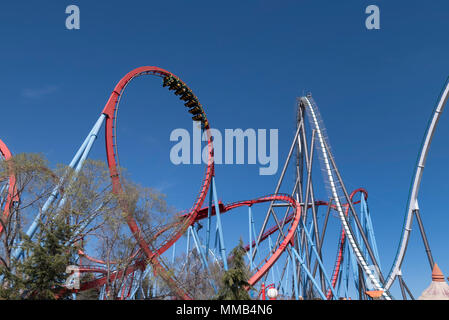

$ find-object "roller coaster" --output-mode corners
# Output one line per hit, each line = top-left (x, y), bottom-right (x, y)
(1, 66), (448, 300)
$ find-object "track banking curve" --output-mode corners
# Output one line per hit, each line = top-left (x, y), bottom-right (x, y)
(208, 194), (302, 286)
(230, 189), (367, 300)
(74, 193), (301, 297)
(178, 194), (302, 287)
(385, 78), (449, 291)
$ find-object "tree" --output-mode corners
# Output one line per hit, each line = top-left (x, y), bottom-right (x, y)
(0, 218), (77, 299)
(165, 247), (223, 300)
(0, 153), (57, 271)
(0, 153), (181, 300)
(82, 168), (180, 300)
(0, 155), (127, 299)
(216, 239), (252, 300)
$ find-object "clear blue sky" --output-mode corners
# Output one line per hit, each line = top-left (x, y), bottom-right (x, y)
(1, 1), (448, 298)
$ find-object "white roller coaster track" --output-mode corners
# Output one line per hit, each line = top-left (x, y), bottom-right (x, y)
(384, 79), (449, 291)
(301, 96), (391, 300)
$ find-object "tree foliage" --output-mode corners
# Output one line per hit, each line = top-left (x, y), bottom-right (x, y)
(216, 239), (252, 300)
(0, 154), (129, 299)
(0, 219), (77, 299)
(0, 153), (201, 300)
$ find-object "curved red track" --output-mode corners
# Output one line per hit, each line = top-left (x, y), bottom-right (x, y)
(74, 193), (302, 295)
(68, 67), (302, 299)
(205, 194), (302, 286)
(101, 66), (214, 299)
(0, 139), (18, 235)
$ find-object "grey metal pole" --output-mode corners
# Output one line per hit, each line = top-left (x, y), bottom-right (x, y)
(398, 275), (407, 300)
(271, 174), (301, 252)
(322, 139), (386, 286)
(358, 264), (367, 300)
(312, 199), (332, 278)
(303, 127), (327, 291)
(295, 110), (313, 293)
(400, 276), (415, 300)
(276, 255), (290, 290)
(413, 209), (435, 269)
(251, 120), (302, 262)
(300, 128), (325, 292)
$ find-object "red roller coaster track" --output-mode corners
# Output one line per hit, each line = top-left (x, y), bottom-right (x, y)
(72, 193), (302, 296)
(65, 67), (302, 299)
(100, 66), (215, 299)
(0, 139), (18, 235)
(60, 67), (370, 299)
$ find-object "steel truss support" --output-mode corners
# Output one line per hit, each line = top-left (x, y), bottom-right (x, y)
(398, 274), (415, 300)
(301, 95), (391, 299)
(211, 177), (228, 270)
(188, 225), (218, 293)
(321, 132), (389, 298)
(246, 99), (350, 300)
(12, 114), (106, 261)
(251, 121), (302, 262)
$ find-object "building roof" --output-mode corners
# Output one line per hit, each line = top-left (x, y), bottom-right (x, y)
(432, 264), (445, 282)
(418, 263), (449, 300)
(365, 290), (383, 299)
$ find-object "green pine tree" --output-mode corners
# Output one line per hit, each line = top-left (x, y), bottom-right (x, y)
(0, 219), (77, 300)
(216, 239), (252, 300)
